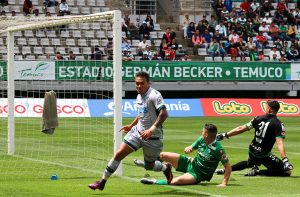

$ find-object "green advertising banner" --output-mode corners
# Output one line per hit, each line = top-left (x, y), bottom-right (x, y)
(56, 61), (291, 81)
(0, 61), (7, 81)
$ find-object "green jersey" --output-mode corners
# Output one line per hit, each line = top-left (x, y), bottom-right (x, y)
(191, 136), (228, 181)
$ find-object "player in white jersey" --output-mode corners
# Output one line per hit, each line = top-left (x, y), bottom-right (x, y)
(89, 71), (172, 191)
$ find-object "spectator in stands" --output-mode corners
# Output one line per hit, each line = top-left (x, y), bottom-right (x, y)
(274, 9), (285, 25)
(262, 13), (272, 25)
(139, 21), (151, 41)
(122, 49), (134, 62)
(192, 29), (206, 55)
(202, 29), (212, 47)
(278, 21), (290, 41)
(293, 8), (300, 26)
(296, 28), (300, 40)
(247, 37), (256, 51)
(280, 45), (288, 59)
(286, 45), (299, 61)
(240, 0), (250, 13)
(287, 25), (296, 39)
(127, 22), (139, 44)
(259, 0), (273, 17)
(121, 13), (130, 37)
(59, 0), (70, 15)
(91, 46), (104, 60)
(170, 38), (178, 51)
(201, 15), (209, 28)
(140, 51), (150, 60)
(33, 9), (39, 16)
(246, 7), (257, 21)
(259, 22), (272, 40)
(121, 37), (131, 51)
(213, 30), (223, 43)
(45, 11), (51, 17)
(1, 10), (6, 18)
(135, 18), (141, 28)
(228, 30), (239, 43)
(180, 54), (191, 61)
(11, 11), (16, 17)
(215, 21), (227, 40)
(274, 38), (283, 50)
(256, 31), (268, 49)
(258, 50), (264, 60)
(44, 0), (58, 8)
(0, 0), (8, 6)
(176, 44), (186, 60)
(208, 15), (217, 34)
(237, 14), (247, 26)
(269, 22), (280, 41)
(159, 38), (168, 59)
(269, 46), (281, 61)
(164, 45), (175, 61)
(290, 38), (299, 49)
(186, 22), (196, 39)
(277, 0), (288, 15)
(220, 6), (230, 21)
(215, 0), (224, 19)
(105, 38), (113, 60)
(182, 13), (191, 39)
(23, 0), (34, 15)
(208, 38), (220, 61)
(196, 21), (207, 35)
(145, 15), (154, 31)
(137, 37), (148, 56)
(249, 47), (259, 61)
(162, 27), (175, 45)
(250, 0), (259, 14)
(55, 52), (63, 60)
(224, 0), (232, 13)
(65, 51), (76, 60)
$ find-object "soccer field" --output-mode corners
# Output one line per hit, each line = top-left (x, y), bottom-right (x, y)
(0, 117), (299, 197)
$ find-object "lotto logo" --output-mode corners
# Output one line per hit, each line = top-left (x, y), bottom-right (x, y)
(261, 101), (299, 114)
(212, 101), (252, 114)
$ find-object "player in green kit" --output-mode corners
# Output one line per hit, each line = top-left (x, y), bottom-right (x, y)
(139, 123), (231, 186)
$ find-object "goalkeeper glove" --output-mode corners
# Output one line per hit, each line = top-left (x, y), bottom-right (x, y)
(216, 133), (229, 141)
(283, 157), (293, 171)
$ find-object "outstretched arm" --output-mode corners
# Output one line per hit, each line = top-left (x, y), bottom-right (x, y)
(217, 125), (250, 140)
(119, 116), (139, 133)
(217, 162), (231, 187)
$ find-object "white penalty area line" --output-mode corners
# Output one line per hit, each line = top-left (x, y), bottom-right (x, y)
(13, 155), (226, 197)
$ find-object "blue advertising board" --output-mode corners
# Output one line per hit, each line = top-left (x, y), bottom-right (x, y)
(88, 99), (203, 117)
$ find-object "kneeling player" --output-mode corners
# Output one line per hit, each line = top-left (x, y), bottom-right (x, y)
(137, 123), (231, 186)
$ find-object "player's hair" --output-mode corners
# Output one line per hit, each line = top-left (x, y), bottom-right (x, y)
(135, 71), (150, 82)
(267, 100), (280, 113)
(204, 123), (218, 137)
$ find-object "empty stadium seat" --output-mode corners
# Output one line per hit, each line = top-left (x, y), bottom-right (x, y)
(68, 23), (78, 30)
(91, 7), (101, 13)
(65, 38), (76, 46)
(10, 5), (20, 13)
(14, 31), (23, 37)
(51, 38), (61, 46)
(89, 39), (100, 46)
(71, 7), (80, 14)
(77, 0), (86, 6)
(77, 39), (87, 46)
(72, 30), (82, 38)
(214, 57), (223, 61)
(61, 30), (70, 38)
(17, 38), (27, 45)
(150, 32), (157, 39)
(96, 0), (105, 6)
(21, 46), (32, 55)
(24, 30), (34, 37)
(69, 47), (80, 54)
(26, 55), (36, 60)
(91, 23), (101, 30)
(37, 55), (48, 60)
(46, 30), (57, 38)
(33, 46), (44, 55)
(198, 48), (207, 55)
(96, 31), (106, 38)
(45, 47), (55, 55)
(82, 47), (92, 54)
(84, 30), (94, 38)
(28, 38), (38, 45)
(56, 47), (66, 54)
(87, 0), (96, 6)
(0, 38), (3, 46)
(40, 38), (50, 46)
(67, 0), (75, 6)
(0, 46), (7, 54)
(76, 55), (85, 60)
(79, 23), (90, 30)
(204, 56), (213, 61)
(81, 7), (91, 14)
(15, 55), (23, 60)
(36, 30), (46, 37)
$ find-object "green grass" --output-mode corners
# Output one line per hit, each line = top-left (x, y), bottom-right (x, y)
(0, 117), (300, 197)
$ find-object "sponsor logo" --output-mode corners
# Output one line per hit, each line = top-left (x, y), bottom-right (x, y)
(261, 101), (299, 114)
(213, 100), (252, 114)
(17, 62), (51, 78)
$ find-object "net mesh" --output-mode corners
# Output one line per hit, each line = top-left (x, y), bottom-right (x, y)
(0, 12), (118, 182)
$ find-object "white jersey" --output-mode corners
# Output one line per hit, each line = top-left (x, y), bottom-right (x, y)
(134, 87), (166, 139)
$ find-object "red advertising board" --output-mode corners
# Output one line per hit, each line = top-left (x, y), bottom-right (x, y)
(201, 98), (300, 116)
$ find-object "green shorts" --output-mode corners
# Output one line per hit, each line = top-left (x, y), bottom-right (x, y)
(176, 154), (201, 183)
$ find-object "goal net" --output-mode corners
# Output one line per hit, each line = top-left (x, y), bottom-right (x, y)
(0, 11), (123, 182)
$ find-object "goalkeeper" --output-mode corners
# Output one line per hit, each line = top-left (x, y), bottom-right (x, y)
(89, 71), (171, 191)
(139, 124), (231, 187)
(216, 100), (293, 177)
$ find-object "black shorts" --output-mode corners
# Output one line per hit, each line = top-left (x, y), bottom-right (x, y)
(248, 153), (284, 172)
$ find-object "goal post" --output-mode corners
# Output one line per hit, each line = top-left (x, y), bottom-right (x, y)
(1, 10), (123, 178)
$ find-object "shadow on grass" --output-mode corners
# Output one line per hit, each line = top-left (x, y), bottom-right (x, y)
(92, 190), (210, 196)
